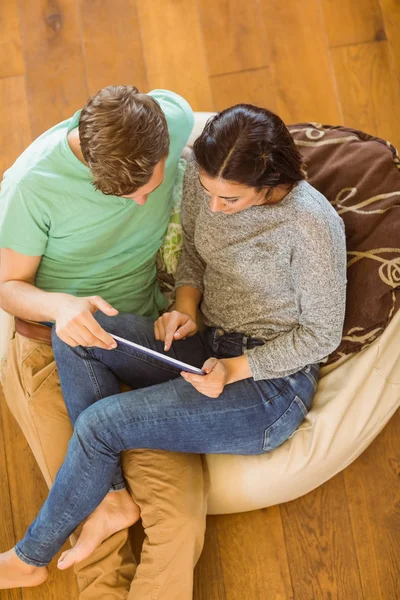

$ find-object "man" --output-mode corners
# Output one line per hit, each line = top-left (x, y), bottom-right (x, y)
(0, 86), (208, 599)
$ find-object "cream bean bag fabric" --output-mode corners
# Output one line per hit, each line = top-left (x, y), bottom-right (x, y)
(206, 309), (400, 513)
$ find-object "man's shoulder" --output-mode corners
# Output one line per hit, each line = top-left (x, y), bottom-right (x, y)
(149, 89), (194, 140)
(4, 118), (73, 189)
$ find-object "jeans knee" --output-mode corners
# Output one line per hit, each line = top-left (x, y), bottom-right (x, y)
(74, 407), (97, 442)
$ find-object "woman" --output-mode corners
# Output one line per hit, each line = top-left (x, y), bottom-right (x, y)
(0, 104), (347, 589)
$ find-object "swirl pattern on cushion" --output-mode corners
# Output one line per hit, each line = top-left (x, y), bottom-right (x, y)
(288, 123), (400, 364)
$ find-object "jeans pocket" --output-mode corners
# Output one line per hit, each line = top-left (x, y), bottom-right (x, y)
(263, 395), (308, 452)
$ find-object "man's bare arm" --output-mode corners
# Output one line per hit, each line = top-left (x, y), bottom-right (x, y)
(0, 248), (118, 349)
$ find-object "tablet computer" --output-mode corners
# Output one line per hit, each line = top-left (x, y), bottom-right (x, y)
(109, 333), (206, 375)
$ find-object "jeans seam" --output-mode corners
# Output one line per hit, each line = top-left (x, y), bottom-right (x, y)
(303, 370), (318, 388)
(263, 395), (307, 450)
(252, 378), (291, 404)
(82, 357), (103, 401)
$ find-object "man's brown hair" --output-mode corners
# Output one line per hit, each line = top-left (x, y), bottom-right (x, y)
(79, 86), (169, 196)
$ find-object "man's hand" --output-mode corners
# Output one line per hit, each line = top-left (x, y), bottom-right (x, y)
(154, 310), (198, 351)
(54, 295), (119, 349)
(181, 357), (229, 398)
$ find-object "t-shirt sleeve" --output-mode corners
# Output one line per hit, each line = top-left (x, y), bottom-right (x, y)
(148, 89), (194, 158)
(0, 177), (49, 256)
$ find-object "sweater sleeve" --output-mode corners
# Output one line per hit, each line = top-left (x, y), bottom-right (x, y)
(175, 158), (206, 292)
(245, 208), (347, 380)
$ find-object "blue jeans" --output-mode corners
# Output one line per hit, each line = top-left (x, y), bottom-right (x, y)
(15, 312), (319, 567)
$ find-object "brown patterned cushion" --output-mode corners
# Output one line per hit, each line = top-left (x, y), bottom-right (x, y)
(288, 123), (400, 364)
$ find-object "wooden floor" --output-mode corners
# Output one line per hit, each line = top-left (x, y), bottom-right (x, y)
(0, 0), (400, 598)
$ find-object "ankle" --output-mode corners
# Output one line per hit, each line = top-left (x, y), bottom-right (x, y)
(14, 554), (41, 574)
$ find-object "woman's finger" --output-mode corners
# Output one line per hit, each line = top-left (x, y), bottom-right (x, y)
(174, 320), (197, 340)
(158, 318), (167, 342)
(164, 314), (181, 351)
(154, 320), (161, 340)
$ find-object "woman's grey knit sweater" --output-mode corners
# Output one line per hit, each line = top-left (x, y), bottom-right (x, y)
(175, 158), (347, 380)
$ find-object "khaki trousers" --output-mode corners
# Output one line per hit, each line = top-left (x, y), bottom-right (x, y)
(1, 332), (209, 599)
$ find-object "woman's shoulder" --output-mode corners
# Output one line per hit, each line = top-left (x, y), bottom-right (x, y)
(182, 150), (198, 179)
(182, 152), (203, 200)
(291, 180), (343, 230)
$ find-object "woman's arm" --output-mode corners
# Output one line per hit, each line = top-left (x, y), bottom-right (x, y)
(175, 285), (202, 322)
(245, 211), (347, 380)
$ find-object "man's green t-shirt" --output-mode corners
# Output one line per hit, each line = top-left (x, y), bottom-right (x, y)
(0, 90), (194, 319)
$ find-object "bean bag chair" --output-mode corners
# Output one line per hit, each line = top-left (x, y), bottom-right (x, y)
(186, 114), (400, 513)
(1, 115), (399, 515)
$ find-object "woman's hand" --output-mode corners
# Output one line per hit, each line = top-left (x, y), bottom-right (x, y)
(154, 310), (198, 351)
(181, 357), (229, 398)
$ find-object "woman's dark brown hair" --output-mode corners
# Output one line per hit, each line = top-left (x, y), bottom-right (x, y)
(193, 104), (304, 191)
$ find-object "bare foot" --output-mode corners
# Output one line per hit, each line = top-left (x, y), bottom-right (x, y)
(0, 548), (48, 589)
(57, 489), (140, 570)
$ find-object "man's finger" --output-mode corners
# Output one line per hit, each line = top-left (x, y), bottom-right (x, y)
(89, 295), (119, 316)
(81, 314), (117, 348)
(74, 326), (111, 349)
(59, 333), (80, 347)
(69, 327), (94, 348)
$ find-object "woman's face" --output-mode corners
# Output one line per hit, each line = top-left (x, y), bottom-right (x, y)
(198, 171), (269, 214)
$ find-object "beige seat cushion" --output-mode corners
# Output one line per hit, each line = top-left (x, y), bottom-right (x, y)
(205, 307), (400, 514)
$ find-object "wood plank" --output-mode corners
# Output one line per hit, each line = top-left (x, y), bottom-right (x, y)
(322, 0), (385, 47)
(0, 76), (31, 178)
(211, 68), (279, 114)
(280, 473), (363, 599)
(16, 0), (89, 139)
(78, 0), (148, 95)
(197, 0), (266, 76)
(215, 506), (293, 600)
(0, 390), (22, 600)
(259, 0), (342, 125)
(380, 0), (400, 90)
(194, 516), (226, 600)
(344, 410), (400, 599)
(343, 459), (383, 599)
(0, 0), (24, 78)
(331, 40), (400, 149)
(0, 394), (79, 599)
(135, 0), (213, 111)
